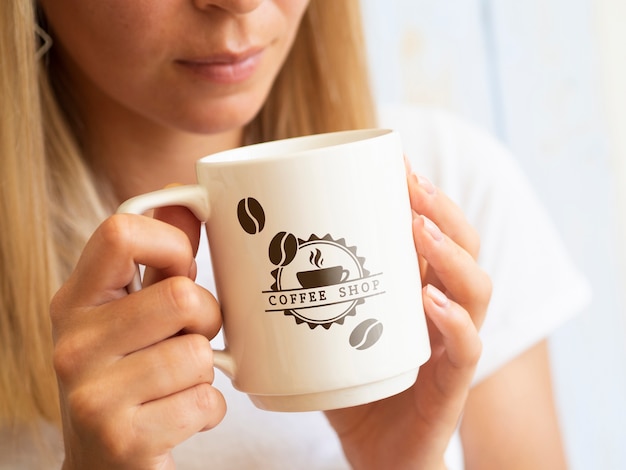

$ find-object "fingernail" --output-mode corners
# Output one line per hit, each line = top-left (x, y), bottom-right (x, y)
(426, 284), (449, 308)
(417, 174), (436, 195)
(421, 215), (443, 241)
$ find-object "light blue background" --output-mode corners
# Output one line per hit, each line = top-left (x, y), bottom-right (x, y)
(361, 1), (626, 469)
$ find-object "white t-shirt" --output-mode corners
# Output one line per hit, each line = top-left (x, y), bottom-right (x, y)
(0, 105), (591, 469)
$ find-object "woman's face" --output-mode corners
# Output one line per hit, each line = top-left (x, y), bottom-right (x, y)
(40, 0), (310, 135)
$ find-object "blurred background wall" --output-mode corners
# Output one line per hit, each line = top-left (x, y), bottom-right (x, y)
(360, 1), (626, 468)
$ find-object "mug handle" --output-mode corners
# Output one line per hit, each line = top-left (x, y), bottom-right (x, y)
(116, 185), (237, 378)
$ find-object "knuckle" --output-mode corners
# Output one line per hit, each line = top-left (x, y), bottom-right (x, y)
(49, 288), (69, 327)
(185, 334), (212, 361)
(96, 214), (135, 254)
(52, 335), (87, 382)
(182, 334), (214, 380)
(171, 384), (225, 435)
(67, 384), (101, 425)
(99, 424), (134, 463)
(193, 383), (219, 414)
(452, 311), (483, 369)
(163, 276), (202, 316)
(170, 230), (195, 260)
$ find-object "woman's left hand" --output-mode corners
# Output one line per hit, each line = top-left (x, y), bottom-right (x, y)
(325, 168), (492, 469)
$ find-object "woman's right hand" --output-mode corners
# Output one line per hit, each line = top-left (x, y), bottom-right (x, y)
(50, 209), (225, 470)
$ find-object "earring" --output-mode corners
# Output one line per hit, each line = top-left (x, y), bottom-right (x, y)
(35, 23), (52, 60)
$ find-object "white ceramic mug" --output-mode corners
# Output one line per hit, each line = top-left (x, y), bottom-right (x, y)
(118, 129), (431, 412)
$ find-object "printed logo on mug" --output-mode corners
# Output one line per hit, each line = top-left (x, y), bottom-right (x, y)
(118, 129), (431, 412)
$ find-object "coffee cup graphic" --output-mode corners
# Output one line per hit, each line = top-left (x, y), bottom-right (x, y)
(295, 248), (350, 288)
(297, 265), (350, 288)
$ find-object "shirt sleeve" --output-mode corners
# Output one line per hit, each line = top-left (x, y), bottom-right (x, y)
(379, 104), (592, 383)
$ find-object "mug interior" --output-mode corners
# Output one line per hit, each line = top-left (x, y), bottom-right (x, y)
(200, 129), (392, 164)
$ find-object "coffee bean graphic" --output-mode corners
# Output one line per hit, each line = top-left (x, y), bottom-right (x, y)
(237, 197), (265, 234)
(349, 318), (383, 350)
(269, 232), (298, 266)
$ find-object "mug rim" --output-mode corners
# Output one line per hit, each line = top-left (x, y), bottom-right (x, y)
(198, 128), (394, 165)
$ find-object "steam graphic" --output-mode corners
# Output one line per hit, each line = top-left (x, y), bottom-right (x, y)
(309, 249), (324, 268)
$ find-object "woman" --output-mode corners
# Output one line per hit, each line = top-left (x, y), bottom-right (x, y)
(0, 0), (589, 468)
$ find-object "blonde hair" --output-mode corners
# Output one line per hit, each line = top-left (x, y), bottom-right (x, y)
(248, 0), (375, 141)
(0, 0), (375, 431)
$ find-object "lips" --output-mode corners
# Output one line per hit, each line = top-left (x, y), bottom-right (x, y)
(176, 48), (264, 84)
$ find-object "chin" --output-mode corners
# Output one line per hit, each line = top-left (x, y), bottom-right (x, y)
(173, 97), (265, 136)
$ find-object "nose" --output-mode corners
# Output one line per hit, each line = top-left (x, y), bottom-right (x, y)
(193, 0), (264, 14)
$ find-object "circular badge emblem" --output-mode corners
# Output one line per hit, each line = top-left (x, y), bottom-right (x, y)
(267, 234), (376, 329)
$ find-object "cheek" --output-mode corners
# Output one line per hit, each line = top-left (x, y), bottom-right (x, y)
(47, 3), (179, 113)
(280, 0), (310, 38)
(259, 0), (309, 81)
(46, 2), (165, 79)
(281, 0), (311, 18)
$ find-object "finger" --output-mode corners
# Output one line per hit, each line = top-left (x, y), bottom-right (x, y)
(62, 214), (196, 308)
(144, 205), (202, 286)
(108, 277), (222, 354)
(411, 210), (430, 281)
(72, 383), (226, 465)
(413, 215), (491, 328)
(417, 284), (482, 424)
(52, 278), (222, 384)
(423, 284), (482, 372)
(153, 205), (201, 255)
(112, 334), (215, 405)
(133, 382), (226, 452)
(407, 172), (480, 259)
